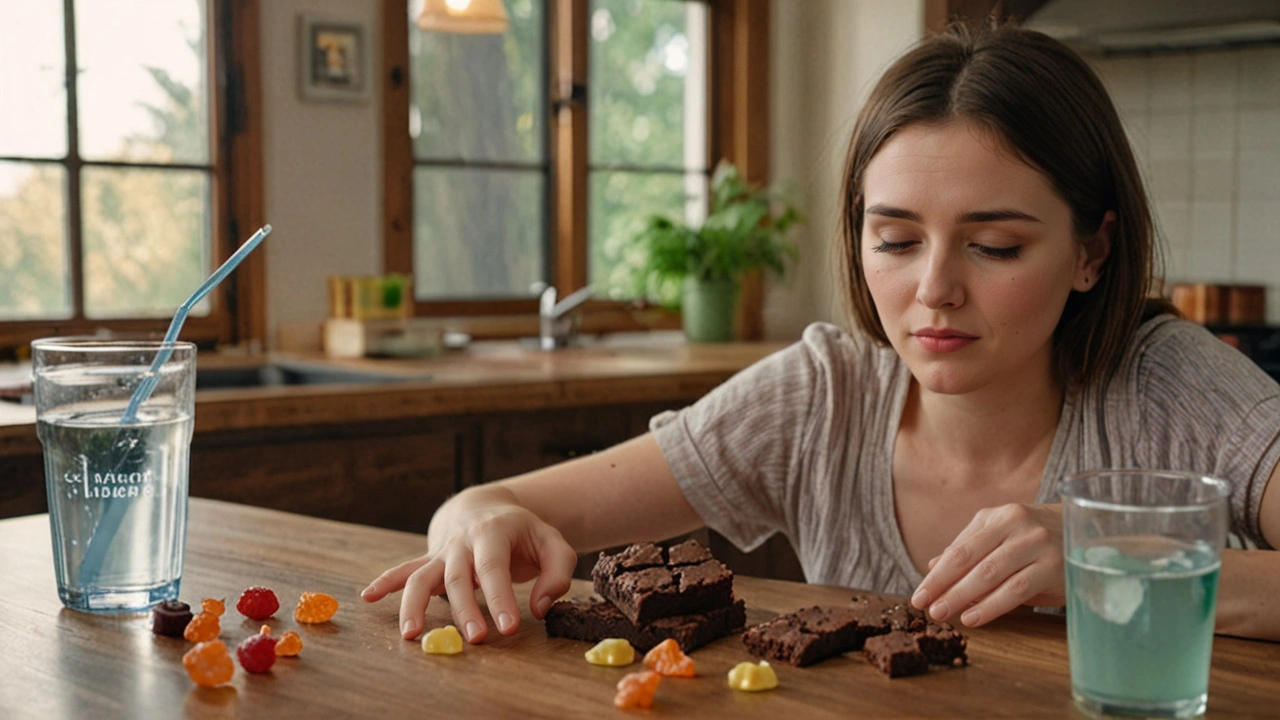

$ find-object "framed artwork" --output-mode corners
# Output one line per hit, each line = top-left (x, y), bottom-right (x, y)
(298, 14), (370, 103)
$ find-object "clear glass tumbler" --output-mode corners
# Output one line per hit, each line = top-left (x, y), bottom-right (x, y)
(33, 338), (195, 613)
(1060, 470), (1230, 719)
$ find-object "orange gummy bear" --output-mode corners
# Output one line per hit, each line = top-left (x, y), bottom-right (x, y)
(614, 670), (661, 709)
(642, 639), (696, 678)
(275, 630), (304, 657)
(183, 611), (220, 643)
(294, 591), (339, 624)
(201, 598), (225, 617)
(183, 640), (235, 688)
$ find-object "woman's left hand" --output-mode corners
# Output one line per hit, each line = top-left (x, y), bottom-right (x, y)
(911, 503), (1065, 627)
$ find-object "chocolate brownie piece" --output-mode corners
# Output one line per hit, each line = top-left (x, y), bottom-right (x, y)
(916, 622), (968, 666)
(592, 541), (734, 625)
(863, 631), (929, 678)
(544, 595), (746, 652)
(847, 593), (926, 647)
(740, 605), (863, 667)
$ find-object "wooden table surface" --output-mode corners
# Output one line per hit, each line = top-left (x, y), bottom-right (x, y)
(2, 500), (1277, 719)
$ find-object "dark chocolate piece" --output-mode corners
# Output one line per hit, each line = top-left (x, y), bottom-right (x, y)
(916, 622), (968, 666)
(593, 541), (734, 626)
(863, 631), (929, 678)
(544, 595), (746, 652)
(740, 605), (863, 667)
(150, 599), (193, 637)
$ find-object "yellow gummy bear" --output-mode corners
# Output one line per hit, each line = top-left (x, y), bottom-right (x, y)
(727, 661), (779, 692)
(584, 638), (636, 666)
(421, 625), (464, 655)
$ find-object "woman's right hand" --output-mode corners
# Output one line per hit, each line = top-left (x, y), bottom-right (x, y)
(360, 485), (579, 643)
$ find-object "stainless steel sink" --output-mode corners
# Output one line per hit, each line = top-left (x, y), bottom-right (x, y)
(196, 360), (428, 390)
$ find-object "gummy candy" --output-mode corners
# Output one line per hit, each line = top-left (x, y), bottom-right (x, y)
(421, 625), (464, 655)
(236, 586), (279, 621)
(183, 611), (220, 643)
(727, 660), (778, 692)
(183, 640), (235, 688)
(151, 600), (193, 638)
(237, 626), (278, 673)
(642, 638), (695, 677)
(294, 591), (339, 624)
(614, 670), (661, 709)
(585, 638), (635, 666)
(275, 630), (303, 657)
(201, 598), (226, 617)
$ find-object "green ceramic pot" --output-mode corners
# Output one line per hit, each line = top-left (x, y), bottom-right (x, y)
(681, 276), (739, 343)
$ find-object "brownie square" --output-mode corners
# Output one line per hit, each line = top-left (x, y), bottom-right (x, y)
(592, 541), (734, 626)
(846, 593), (926, 648)
(543, 595), (746, 652)
(863, 631), (929, 678)
(740, 605), (863, 667)
(916, 622), (968, 666)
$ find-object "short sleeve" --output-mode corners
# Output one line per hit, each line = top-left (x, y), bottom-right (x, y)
(649, 323), (852, 552)
(1130, 319), (1280, 547)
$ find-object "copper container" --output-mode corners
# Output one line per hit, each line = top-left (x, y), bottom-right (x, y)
(1170, 284), (1266, 325)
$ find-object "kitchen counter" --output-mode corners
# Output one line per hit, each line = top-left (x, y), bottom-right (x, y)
(0, 336), (787, 460)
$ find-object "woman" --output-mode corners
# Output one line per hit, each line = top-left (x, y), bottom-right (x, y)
(363, 25), (1280, 643)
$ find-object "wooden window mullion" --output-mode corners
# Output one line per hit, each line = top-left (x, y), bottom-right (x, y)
(553, 0), (589, 293)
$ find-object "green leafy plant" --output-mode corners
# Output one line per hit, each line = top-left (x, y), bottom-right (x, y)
(630, 160), (802, 307)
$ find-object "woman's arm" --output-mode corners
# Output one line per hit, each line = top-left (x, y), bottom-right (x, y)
(914, 456), (1280, 641)
(1216, 458), (1280, 640)
(361, 433), (704, 643)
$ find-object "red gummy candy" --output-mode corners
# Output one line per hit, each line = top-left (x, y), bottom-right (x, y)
(236, 627), (278, 673)
(236, 586), (279, 621)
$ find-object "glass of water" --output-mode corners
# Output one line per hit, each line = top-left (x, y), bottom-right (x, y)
(1060, 470), (1231, 719)
(33, 338), (196, 613)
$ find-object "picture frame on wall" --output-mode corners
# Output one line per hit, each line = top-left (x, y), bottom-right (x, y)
(298, 14), (370, 103)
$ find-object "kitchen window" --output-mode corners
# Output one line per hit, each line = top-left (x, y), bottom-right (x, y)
(0, 0), (265, 350)
(383, 0), (769, 334)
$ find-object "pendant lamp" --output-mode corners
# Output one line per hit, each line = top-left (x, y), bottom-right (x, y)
(416, 0), (510, 34)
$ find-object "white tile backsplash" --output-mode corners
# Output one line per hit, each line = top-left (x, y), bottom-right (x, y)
(1092, 45), (1280, 322)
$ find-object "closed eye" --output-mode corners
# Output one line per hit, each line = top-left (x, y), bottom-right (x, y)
(872, 239), (914, 254)
(974, 245), (1021, 260)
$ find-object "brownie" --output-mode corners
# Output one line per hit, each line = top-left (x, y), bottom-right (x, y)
(863, 631), (929, 678)
(740, 605), (863, 667)
(916, 622), (968, 667)
(544, 595), (746, 652)
(850, 593), (926, 637)
(592, 541), (734, 626)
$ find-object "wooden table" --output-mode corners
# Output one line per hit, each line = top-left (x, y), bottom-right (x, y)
(2, 500), (1277, 718)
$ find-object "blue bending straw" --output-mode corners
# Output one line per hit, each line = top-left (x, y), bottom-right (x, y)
(79, 224), (272, 588)
(121, 224), (272, 423)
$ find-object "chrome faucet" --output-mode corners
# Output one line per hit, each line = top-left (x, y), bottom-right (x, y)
(538, 284), (593, 350)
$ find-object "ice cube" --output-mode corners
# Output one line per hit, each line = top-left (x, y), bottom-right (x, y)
(1077, 545), (1146, 625)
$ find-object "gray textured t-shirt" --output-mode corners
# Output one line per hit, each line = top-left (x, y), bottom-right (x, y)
(651, 315), (1280, 595)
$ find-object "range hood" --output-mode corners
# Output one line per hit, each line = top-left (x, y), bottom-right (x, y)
(1022, 0), (1280, 53)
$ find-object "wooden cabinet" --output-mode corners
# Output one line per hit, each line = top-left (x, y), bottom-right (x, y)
(0, 398), (805, 581)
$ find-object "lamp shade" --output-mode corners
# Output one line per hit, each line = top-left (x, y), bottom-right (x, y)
(416, 0), (509, 35)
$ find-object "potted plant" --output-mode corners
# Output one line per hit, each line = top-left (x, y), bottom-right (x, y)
(630, 160), (802, 342)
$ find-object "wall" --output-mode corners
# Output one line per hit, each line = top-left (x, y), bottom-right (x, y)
(261, 0), (383, 347)
(765, 0), (924, 339)
(1090, 47), (1280, 322)
(257, 1), (923, 347)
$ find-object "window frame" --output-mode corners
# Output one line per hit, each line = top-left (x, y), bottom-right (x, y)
(380, 0), (770, 338)
(0, 0), (266, 352)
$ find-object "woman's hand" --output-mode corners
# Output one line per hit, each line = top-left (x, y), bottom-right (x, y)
(911, 503), (1065, 627)
(360, 486), (579, 644)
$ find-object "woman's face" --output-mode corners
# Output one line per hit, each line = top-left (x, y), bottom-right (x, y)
(860, 121), (1096, 397)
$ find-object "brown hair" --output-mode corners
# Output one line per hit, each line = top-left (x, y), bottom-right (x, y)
(837, 24), (1171, 390)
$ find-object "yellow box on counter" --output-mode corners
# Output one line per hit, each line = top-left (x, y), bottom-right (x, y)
(328, 275), (412, 321)
(323, 317), (445, 358)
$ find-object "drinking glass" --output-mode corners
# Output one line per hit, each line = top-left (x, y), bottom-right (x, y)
(33, 338), (196, 613)
(1060, 470), (1230, 719)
